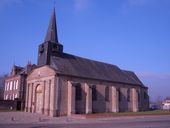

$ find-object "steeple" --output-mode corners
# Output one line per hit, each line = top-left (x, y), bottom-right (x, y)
(44, 8), (58, 43)
(37, 7), (63, 66)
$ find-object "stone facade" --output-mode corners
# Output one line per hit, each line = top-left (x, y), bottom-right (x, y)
(25, 66), (149, 117)
(24, 8), (149, 116)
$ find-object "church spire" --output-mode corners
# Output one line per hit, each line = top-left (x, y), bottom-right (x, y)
(38, 7), (63, 66)
(44, 8), (58, 43)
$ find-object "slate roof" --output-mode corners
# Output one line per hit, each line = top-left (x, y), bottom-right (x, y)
(50, 53), (146, 87)
(122, 70), (145, 87)
(44, 8), (58, 43)
(42, 8), (146, 88)
(11, 65), (24, 75)
(9, 64), (36, 77)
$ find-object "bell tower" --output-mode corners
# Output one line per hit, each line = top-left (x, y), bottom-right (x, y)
(37, 8), (63, 66)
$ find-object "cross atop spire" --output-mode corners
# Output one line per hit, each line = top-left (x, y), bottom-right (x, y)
(44, 8), (58, 43)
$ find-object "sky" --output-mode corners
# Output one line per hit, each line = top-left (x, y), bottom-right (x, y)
(0, 0), (170, 101)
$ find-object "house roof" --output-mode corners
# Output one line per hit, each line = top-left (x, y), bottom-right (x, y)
(50, 53), (146, 87)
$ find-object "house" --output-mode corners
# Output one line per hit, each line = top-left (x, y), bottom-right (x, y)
(3, 63), (36, 110)
(163, 99), (170, 110)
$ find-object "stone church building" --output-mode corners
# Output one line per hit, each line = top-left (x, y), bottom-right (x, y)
(25, 9), (149, 117)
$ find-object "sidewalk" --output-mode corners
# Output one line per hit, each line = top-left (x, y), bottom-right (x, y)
(0, 112), (77, 124)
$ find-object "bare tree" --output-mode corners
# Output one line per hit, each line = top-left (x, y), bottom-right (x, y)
(0, 74), (8, 100)
(155, 96), (163, 109)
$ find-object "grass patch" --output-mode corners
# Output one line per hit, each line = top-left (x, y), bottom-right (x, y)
(86, 110), (170, 118)
(112, 110), (170, 116)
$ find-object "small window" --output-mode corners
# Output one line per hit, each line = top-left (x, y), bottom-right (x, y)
(15, 94), (18, 99)
(105, 86), (109, 101)
(10, 81), (13, 90)
(92, 85), (97, 101)
(5, 94), (8, 100)
(127, 89), (130, 102)
(75, 84), (82, 101)
(16, 80), (18, 89)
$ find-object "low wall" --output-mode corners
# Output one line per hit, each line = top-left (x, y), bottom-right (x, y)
(0, 100), (24, 110)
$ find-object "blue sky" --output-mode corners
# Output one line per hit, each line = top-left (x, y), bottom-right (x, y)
(0, 0), (170, 101)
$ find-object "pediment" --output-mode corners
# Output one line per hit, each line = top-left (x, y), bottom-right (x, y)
(27, 65), (56, 81)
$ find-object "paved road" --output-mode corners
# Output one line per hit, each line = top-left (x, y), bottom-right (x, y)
(0, 112), (170, 128)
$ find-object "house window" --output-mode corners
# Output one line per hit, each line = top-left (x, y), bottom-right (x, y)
(92, 85), (97, 101)
(105, 86), (109, 101)
(5, 94), (8, 100)
(75, 83), (82, 101)
(10, 81), (13, 90)
(15, 94), (18, 99)
(127, 89), (130, 102)
(16, 80), (18, 89)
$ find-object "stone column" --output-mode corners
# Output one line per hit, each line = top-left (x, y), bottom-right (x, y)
(44, 81), (49, 116)
(110, 86), (119, 112)
(67, 81), (72, 116)
(27, 85), (31, 112)
(31, 83), (34, 113)
(84, 83), (92, 114)
(32, 85), (36, 113)
(50, 79), (55, 116)
(42, 81), (46, 114)
(55, 77), (60, 116)
(25, 84), (29, 112)
(132, 88), (139, 112)
(28, 83), (33, 112)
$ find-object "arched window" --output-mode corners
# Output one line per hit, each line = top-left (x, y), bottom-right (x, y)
(137, 91), (140, 102)
(144, 92), (147, 100)
(127, 89), (130, 102)
(105, 86), (109, 101)
(75, 83), (82, 101)
(118, 89), (121, 102)
(92, 85), (97, 101)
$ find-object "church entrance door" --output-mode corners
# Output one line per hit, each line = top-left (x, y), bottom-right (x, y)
(35, 85), (43, 114)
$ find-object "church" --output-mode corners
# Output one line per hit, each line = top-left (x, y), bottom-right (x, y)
(25, 9), (149, 117)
